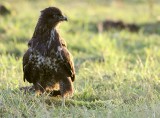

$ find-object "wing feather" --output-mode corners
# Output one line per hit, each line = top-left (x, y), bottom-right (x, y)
(23, 49), (32, 83)
(60, 47), (75, 81)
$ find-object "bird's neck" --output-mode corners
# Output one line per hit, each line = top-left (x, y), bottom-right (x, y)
(32, 18), (56, 38)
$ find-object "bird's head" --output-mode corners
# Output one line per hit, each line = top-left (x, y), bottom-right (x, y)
(40, 7), (67, 27)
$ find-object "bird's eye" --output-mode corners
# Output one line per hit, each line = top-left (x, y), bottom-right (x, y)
(53, 14), (58, 18)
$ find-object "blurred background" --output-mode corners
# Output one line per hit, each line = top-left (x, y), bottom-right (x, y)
(0, 0), (160, 117)
(0, 0), (160, 57)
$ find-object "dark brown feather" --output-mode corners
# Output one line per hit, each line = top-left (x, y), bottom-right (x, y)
(60, 47), (75, 81)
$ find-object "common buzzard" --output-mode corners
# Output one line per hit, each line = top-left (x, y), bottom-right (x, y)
(23, 7), (75, 106)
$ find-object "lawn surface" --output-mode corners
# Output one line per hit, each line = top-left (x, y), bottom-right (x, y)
(0, 0), (160, 117)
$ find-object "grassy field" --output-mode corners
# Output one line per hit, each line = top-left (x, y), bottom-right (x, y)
(0, 0), (160, 117)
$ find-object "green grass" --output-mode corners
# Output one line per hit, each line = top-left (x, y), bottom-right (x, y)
(1, 0), (160, 117)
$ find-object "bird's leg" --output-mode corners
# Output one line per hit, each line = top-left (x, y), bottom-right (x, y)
(59, 77), (73, 107)
(61, 96), (65, 107)
(34, 82), (43, 96)
(59, 80), (66, 107)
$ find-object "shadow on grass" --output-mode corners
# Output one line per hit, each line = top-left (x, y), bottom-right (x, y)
(69, 19), (160, 35)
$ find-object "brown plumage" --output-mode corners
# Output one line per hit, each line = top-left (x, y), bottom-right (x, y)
(22, 7), (75, 105)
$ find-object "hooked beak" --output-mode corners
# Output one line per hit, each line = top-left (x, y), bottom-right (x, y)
(59, 16), (68, 21)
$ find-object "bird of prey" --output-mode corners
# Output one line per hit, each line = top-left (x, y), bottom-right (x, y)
(22, 7), (75, 106)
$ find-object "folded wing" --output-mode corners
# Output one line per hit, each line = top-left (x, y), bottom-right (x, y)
(60, 47), (75, 82)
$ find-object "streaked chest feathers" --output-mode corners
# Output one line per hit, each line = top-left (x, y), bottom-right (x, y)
(29, 29), (63, 72)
